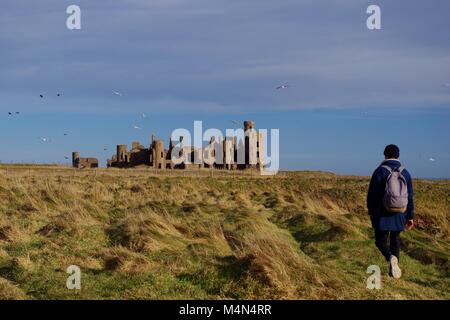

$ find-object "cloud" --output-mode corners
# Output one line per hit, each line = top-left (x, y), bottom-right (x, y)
(1, 0), (450, 114)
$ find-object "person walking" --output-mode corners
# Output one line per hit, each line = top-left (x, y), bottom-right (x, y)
(367, 144), (414, 279)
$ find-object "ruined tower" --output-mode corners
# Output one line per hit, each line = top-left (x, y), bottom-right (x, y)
(117, 145), (129, 164)
(151, 139), (165, 169)
(72, 152), (98, 169)
(223, 136), (235, 170)
(244, 120), (258, 168)
(72, 152), (80, 167)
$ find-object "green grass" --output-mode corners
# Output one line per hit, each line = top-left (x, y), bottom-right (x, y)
(0, 170), (449, 299)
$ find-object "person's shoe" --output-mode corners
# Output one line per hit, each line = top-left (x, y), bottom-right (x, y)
(389, 255), (402, 279)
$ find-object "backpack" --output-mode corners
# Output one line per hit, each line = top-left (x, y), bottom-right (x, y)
(381, 165), (409, 213)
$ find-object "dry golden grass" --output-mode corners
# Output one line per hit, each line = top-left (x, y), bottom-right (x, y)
(0, 167), (448, 299)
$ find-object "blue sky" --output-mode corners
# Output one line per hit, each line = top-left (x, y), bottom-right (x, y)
(1, 0), (449, 178)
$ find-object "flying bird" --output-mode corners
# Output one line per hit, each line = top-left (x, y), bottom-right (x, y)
(132, 125), (142, 130)
(429, 158), (436, 162)
(57, 93), (61, 97)
(39, 94), (44, 98)
(39, 137), (50, 143)
(64, 156), (69, 160)
(113, 91), (123, 97)
(8, 112), (12, 115)
(276, 85), (289, 90)
(63, 133), (68, 136)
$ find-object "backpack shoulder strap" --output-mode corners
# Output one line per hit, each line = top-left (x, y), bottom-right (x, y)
(397, 166), (405, 173)
(381, 165), (392, 173)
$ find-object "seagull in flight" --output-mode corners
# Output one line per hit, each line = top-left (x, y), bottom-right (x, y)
(276, 84), (289, 90)
(429, 158), (436, 162)
(39, 94), (44, 98)
(113, 91), (123, 97)
(132, 125), (142, 130)
(39, 137), (50, 143)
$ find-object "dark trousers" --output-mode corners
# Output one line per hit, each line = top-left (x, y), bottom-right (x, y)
(374, 230), (401, 261)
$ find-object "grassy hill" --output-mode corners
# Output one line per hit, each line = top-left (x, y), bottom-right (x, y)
(0, 170), (448, 299)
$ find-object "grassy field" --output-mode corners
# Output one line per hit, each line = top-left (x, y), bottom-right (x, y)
(0, 168), (448, 300)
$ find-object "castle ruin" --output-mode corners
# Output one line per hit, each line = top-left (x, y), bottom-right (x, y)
(74, 120), (265, 171)
(72, 152), (99, 169)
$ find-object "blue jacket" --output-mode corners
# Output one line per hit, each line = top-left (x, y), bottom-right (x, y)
(367, 159), (414, 231)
